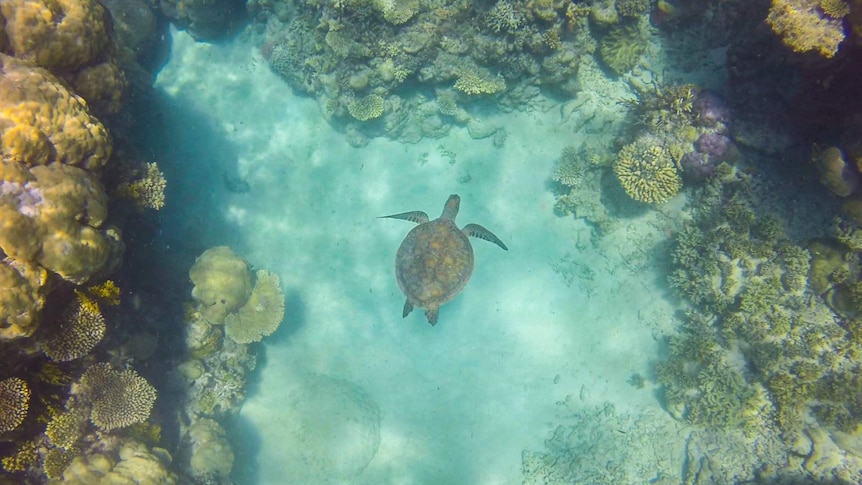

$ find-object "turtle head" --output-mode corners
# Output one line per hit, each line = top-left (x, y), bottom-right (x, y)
(441, 194), (460, 220)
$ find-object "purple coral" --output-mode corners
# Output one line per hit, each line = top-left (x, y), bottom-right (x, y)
(680, 152), (715, 182)
(693, 91), (732, 132)
(695, 133), (738, 164)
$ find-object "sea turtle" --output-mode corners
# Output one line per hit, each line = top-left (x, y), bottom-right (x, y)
(381, 194), (508, 325)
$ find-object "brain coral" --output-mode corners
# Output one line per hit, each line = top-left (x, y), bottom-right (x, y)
(190, 246), (253, 324)
(188, 418), (234, 479)
(0, 377), (30, 432)
(79, 363), (157, 431)
(225, 270), (285, 344)
(614, 136), (683, 204)
(0, 53), (112, 170)
(0, 0), (109, 72)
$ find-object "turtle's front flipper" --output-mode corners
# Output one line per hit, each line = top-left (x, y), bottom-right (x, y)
(403, 300), (414, 318)
(463, 224), (508, 251)
(380, 211), (429, 224)
(425, 307), (439, 326)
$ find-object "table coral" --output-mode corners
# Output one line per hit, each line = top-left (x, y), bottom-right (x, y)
(190, 246), (253, 325)
(0, 0), (110, 72)
(0, 53), (112, 170)
(614, 136), (683, 204)
(347, 94), (385, 121)
(79, 363), (157, 431)
(766, 0), (845, 57)
(0, 377), (30, 432)
(225, 270), (286, 344)
(43, 292), (106, 362)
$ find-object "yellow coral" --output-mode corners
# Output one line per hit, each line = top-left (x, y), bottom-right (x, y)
(45, 407), (88, 450)
(0, 260), (46, 340)
(0, 53), (112, 170)
(66, 61), (127, 116)
(454, 69), (506, 95)
(1, 440), (37, 473)
(0, 377), (30, 432)
(614, 137), (683, 204)
(43, 292), (106, 362)
(190, 246), (253, 324)
(79, 363), (157, 431)
(0, 0), (109, 71)
(225, 270), (286, 344)
(43, 447), (76, 480)
(117, 162), (167, 210)
(767, 0), (845, 57)
(347, 94), (385, 121)
(86, 280), (121, 306)
(820, 0), (850, 18)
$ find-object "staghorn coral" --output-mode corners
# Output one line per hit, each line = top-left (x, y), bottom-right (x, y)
(0, 377), (30, 432)
(454, 69), (506, 95)
(614, 136), (683, 204)
(766, 0), (845, 57)
(0, 0), (110, 72)
(79, 363), (157, 431)
(45, 407), (88, 450)
(225, 270), (286, 344)
(43, 291), (106, 362)
(347, 94), (385, 121)
(190, 246), (253, 324)
(86, 279), (121, 306)
(485, 0), (525, 34)
(117, 162), (167, 210)
(0, 53), (111, 170)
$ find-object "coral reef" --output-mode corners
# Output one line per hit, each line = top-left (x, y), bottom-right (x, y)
(78, 363), (158, 431)
(56, 440), (178, 484)
(766, 0), (846, 57)
(189, 246), (253, 324)
(43, 292), (106, 361)
(224, 270), (286, 344)
(0, 377), (30, 432)
(614, 135), (683, 204)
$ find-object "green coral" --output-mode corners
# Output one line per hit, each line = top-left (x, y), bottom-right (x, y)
(347, 94), (385, 121)
(598, 23), (646, 75)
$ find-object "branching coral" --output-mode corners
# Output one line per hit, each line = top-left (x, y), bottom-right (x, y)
(79, 363), (157, 431)
(45, 407), (88, 450)
(614, 136), (682, 204)
(225, 270), (286, 344)
(347, 94), (385, 121)
(0, 377), (30, 432)
(117, 162), (167, 210)
(43, 291), (106, 362)
(766, 0), (845, 57)
(453, 69), (506, 95)
(190, 246), (253, 325)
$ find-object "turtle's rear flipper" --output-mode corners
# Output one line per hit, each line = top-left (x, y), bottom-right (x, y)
(425, 307), (439, 326)
(463, 223), (508, 251)
(403, 300), (414, 318)
(380, 211), (430, 224)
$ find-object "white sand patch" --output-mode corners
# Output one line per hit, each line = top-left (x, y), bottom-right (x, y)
(156, 29), (684, 485)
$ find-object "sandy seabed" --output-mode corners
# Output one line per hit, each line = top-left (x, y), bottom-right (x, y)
(154, 28), (685, 485)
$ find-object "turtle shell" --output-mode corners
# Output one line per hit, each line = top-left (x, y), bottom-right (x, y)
(395, 218), (474, 308)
